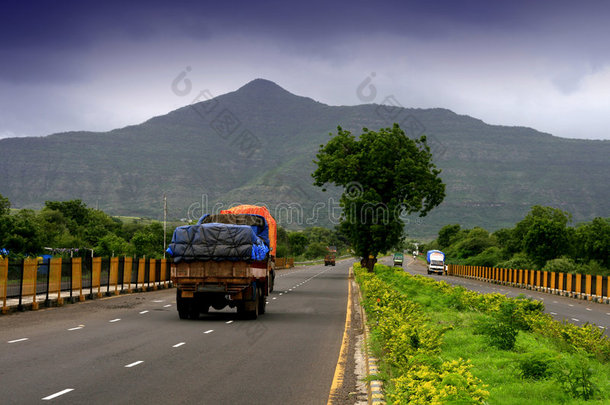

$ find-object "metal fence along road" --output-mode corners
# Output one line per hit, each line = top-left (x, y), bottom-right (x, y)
(448, 264), (610, 304)
(0, 256), (296, 313)
(0, 257), (171, 313)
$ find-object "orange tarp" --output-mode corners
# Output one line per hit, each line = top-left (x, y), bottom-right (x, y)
(221, 205), (277, 257)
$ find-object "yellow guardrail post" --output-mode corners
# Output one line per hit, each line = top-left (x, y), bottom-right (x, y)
(137, 258), (146, 291)
(585, 275), (592, 301)
(595, 275), (603, 301)
(161, 259), (168, 288)
(92, 257), (102, 298)
(542, 271), (548, 291)
(22, 258), (38, 310)
(123, 257), (133, 293)
(1, 257), (8, 314)
(49, 258), (63, 306)
(110, 257), (119, 295)
(149, 258), (157, 291)
(72, 257), (84, 302)
(575, 274), (582, 299)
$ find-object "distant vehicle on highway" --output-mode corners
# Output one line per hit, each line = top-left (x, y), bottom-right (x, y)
(426, 250), (446, 275)
(324, 246), (336, 266)
(393, 252), (404, 266)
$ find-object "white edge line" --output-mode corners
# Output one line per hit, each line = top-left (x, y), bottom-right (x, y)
(125, 361), (144, 368)
(42, 388), (74, 400)
(8, 338), (29, 343)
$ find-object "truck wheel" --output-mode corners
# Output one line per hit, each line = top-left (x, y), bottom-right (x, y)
(177, 290), (189, 320)
(249, 294), (260, 320)
(269, 270), (275, 293)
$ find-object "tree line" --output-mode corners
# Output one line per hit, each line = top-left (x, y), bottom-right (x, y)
(0, 194), (349, 260)
(421, 205), (609, 276)
(0, 195), (165, 259)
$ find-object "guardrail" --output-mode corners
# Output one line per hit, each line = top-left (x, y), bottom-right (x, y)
(447, 264), (609, 304)
(275, 257), (295, 269)
(0, 257), (171, 314)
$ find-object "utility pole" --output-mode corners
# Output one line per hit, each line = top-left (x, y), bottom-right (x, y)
(163, 193), (167, 259)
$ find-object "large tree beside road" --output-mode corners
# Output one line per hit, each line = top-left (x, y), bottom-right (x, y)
(312, 124), (445, 271)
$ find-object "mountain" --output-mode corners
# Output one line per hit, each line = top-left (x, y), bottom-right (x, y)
(0, 79), (608, 238)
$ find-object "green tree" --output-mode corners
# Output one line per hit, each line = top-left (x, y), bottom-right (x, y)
(437, 224), (461, 249)
(516, 206), (571, 268)
(574, 218), (610, 268)
(95, 234), (133, 257)
(276, 226), (289, 257)
(0, 193), (11, 248)
(288, 232), (308, 256)
(0, 193), (10, 216)
(44, 200), (90, 231)
(313, 124), (445, 271)
(304, 241), (329, 259)
(130, 222), (164, 258)
(3, 209), (43, 255)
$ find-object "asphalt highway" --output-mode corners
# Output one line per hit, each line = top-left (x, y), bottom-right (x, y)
(382, 256), (610, 337)
(0, 260), (353, 404)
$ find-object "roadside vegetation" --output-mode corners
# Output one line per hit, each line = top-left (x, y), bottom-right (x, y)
(356, 263), (610, 404)
(421, 206), (610, 276)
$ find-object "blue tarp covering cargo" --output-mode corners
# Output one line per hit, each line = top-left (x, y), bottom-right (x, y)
(426, 250), (445, 263)
(167, 213), (270, 263)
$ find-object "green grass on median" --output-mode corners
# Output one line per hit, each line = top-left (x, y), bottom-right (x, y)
(355, 263), (610, 404)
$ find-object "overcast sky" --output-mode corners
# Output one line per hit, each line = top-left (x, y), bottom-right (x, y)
(1, 0), (609, 140)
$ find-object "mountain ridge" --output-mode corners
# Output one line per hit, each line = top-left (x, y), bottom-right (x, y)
(0, 79), (607, 237)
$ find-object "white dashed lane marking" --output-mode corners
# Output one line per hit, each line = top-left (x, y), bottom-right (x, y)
(7, 338), (28, 344)
(109, 319), (121, 323)
(67, 326), (84, 331)
(125, 361), (144, 368)
(139, 310), (149, 314)
(173, 342), (185, 348)
(572, 318), (580, 322)
(163, 304), (171, 308)
(42, 388), (74, 400)
(204, 330), (214, 334)
(550, 312), (557, 315)
(225, 320), (233, 324)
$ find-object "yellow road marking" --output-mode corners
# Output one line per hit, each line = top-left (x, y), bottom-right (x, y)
(327, 268), (352, 405)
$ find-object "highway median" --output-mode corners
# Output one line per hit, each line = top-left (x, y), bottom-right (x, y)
(355, 263), (610, 404)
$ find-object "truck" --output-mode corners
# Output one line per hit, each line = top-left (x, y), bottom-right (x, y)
(168, 205), (276, 320)
(393, 252), (404, 266)
(324, 246), (337, 266)
(426, 250), (445, 275)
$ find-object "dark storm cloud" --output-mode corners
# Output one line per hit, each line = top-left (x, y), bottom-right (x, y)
(1, 0), (609, 139)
